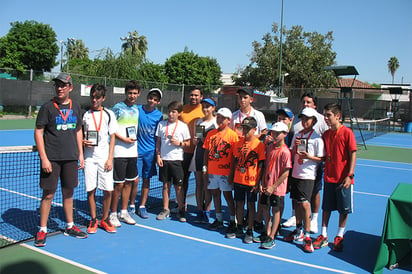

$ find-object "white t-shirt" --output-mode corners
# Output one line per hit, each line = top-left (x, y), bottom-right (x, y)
(83, 108), (118, 162)
(155, 120), (191, 161)
(230, 107), (267, 135)
(290, 129), (325, 180)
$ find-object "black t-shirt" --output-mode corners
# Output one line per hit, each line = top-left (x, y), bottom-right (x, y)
(36, 98), (82, 161)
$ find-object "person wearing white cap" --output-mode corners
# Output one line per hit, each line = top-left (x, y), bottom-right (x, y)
(203, 107), (238, 236)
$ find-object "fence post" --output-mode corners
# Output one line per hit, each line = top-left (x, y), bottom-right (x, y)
(181, 84), (185, 104)
(28, 69), (33, 117)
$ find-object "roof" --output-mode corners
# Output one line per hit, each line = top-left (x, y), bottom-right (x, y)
(337, 78), (373, 88)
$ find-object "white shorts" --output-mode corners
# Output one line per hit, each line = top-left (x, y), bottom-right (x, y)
(208, 174), (233, 192)
(84, 160), (114, 192)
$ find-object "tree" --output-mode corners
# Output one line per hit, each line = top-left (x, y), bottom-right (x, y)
(233, 23), (337, 91)
(0, 20), (59, 73)
(67, 39), (89, 59)
(387, 56), (399, 84)
(121, 30), (148, 58)
(164, 50), (222, 87)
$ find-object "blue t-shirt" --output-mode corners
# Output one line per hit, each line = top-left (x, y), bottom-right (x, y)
(137, 105), (163, 154)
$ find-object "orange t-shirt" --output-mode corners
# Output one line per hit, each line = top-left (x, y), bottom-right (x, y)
(180, 104), (204, 153)
(203, 127), (239, 176)
(233, 137), (266, 186)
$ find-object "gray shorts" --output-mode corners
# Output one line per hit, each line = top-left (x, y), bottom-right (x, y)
(207, 174), (233, 192)
(322, 182), (353, 214)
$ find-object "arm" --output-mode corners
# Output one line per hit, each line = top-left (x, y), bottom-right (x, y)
(252, 160), (265, 192)
(341, 151), (356, 189)
(34, 127), (52, 173)
(228, 155), (237, 185)
(105, 133), (116, 172)
(76, 128), (84, 169)
(203, 149), (209, 174)
(265, 168), (290, 195)
(115, 132), (136, 144)
(155, 136), (163, 167)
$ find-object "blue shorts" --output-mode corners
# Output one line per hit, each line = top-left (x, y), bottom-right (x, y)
(234, 183), (257, 203)
(138, 150), (157, 179)
(322, 182), (353, 214)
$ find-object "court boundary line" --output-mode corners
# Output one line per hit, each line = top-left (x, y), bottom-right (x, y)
(21, 243), (107, 274)
(134, 223), (355, 274)
(356, 163), (412, 171)
(353, 191), (389, 198)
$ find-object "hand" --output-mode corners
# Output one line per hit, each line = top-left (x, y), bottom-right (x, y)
(41, 158), (52, 173)
(78, 156), (84, 169)
(157, 156), (163, 167)
(83, 139), (93, 147)
(125, 137), (137, 144)
(104, 159), (113, 172)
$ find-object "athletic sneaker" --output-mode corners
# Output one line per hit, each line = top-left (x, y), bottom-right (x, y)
(243, 229), (253, 244)
(253, 232), (268, 243)
(209, 219), (224, 230)
(137, 207), (149, 219)
(156, 209), (170, 220)
(313, 235), (328, 249)
(110, 213), (121, 227)
(64, 226), (88, 239)
(235, 226), (244, 238)
(282, 215), (296, 227)
(100, 219), (116, 233)
(225, 221), (237, 238)
(87, 219), (98, 234)
(333, 236), (344, 252)
(34, 231), (47, 247)
(128, 205), (136, 214)
(119, 212), (136, 225)
(261, 237), (276, 249)
(302, 237), (314, 253)
(310, 219), (318, 234)
(193, 211), (203, 223)
(171, 203), (187, 214)
(284, 229), (304, 242)
(254, 221), (264, 233)
(177, 211), (187, 222)
(202, 211), (210, 224)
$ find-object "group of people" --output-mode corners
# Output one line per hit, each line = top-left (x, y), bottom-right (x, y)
(34, 73), (357, 255)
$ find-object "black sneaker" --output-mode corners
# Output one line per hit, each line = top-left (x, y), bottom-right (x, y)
(235, 226), (244, 238)
(243, 229), (253, 244)
(254, 221), (264, 233)
(253, 232), (268, 243)
(208, 219), (224, 230)
(225, 221), (237, 239)
(34, 231), (47, 247)
(64, 226), (88, 239)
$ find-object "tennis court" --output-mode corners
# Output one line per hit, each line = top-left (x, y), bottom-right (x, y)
(0, 127), (411, 273)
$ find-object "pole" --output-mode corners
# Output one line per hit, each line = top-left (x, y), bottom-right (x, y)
(278, 0), (284, 97)
(60, 41), (63, 72)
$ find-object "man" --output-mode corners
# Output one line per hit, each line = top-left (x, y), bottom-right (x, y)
(178, 87), (204, 212)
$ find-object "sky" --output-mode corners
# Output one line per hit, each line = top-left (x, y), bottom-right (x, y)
(1, 0), (411, 85)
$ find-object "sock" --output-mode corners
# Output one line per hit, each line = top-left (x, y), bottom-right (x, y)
(216, 212), (223, 221)
(230, 215), (236, 222)
(312, 213), (318, 221)
(139, 205), (145, 208)
(337, 227), (345, 237)
(321, 226), (328, 237)
(66, 222), (74, 229)
(304, 231), (311, 238)
(39, 226), (47, 233)
(120, 209), (128, 216)
(110, 211), (117, 217)
(129, 204), (135, 208)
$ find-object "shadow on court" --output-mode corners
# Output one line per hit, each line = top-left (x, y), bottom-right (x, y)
(1, 260), (51, 274)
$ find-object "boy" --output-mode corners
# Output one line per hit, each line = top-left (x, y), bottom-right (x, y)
(110, 80), (140, 227)
(276, 108), (294, 147)
(258, 122), (292, 249)
(134, 88), (163, 219)
(203, 108), (238, 235)
(284, 107), (325, 253)
(313, 103), (356, 252)
(229, 117), (265, 243)
(34, 73), (87, 247)
(82, 84), (117, 233)
(155, 101), (191, 222)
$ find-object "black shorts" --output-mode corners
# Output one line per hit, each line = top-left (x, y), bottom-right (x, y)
(113, 157), (138, 183)
(40, 160), (79, 191)
(159, 160), (184, 186)
(290, 177), (314, 203)
(234, 183), (257, 203)
(322, 182), (353, 214)
(259, 193), (284, 210)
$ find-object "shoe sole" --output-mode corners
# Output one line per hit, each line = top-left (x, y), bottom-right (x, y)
(34, 242), (46, 247)
(260, 243), (276, 249)
(119, 218), (136, 225)
(225, 234), (236, 239)
(63, 232), (88, 239)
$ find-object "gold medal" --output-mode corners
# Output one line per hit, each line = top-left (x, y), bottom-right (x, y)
(214, 153), (220, 159)
(240, 167), (246, 173)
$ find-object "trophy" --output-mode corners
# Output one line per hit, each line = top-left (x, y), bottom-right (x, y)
(297, 138), (308, 153)
(87, 130), (98, 146)
(195, 125), (205, 138)
(126, 126), (137, 140)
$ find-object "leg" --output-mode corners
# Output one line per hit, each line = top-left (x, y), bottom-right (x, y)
(162, 182), (171, 210)
(195, 171), (204, 211)
(302, 201), (312, 232)
(174, 184), (184, 211)
(121, 181), (132, 211)
(247, 201), (256, 230)
(111, 183), (123, 213)
(223, 190), (235, 217)
(87, 189), (97, 219)
(39, 189), (56, 227)
(269, 208), (281, 239)
(211, 189), (222, 214)
(236, 200), (245, 227)
(262, 204), (271, 235)
(140, 178), (151, 207)
(129, 177), (139, 207)
(203, 173), (212, 211)
(102, 190), (112, 220)
(61, 187), (74, 224)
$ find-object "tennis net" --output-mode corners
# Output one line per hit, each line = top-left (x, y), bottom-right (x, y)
(345, 117), (391, 143)
(0, 145), (193, 248)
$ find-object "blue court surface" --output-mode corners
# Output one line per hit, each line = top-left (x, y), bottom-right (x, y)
(1, 130), (411, 273)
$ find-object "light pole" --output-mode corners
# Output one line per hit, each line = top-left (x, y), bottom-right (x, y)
(59, 38), (76, 72)
(66, 38), (76, 73)
(277, 0), (284, 97)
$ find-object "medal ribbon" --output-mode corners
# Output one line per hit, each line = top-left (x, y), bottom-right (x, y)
(53, 98), (72, 123)
(238, 107), (252, 123)
(91, 107), (103, 132)
(300, 129), (314, 140)
(166, 120), (178, 138)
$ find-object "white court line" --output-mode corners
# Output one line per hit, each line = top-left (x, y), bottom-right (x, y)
(134, 223), (355, 274)
(357, 163), (412, 171)
(21, 243), (107, 274)
(354, 191), (390, 198)
(0, 187), (63, 207)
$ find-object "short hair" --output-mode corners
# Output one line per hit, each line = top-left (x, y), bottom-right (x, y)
(168, 101), (183, 113)
(191, 87), (203, 95)
(324, 103), (341, 115)
(301, 91), (318, 107)
(90, 83), (106, 97)
(125, 80), (141, 93)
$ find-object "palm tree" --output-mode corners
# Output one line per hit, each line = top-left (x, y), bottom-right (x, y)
(67, 39), (89, 59)
(387, 56), (400, 84)
(121, 30), (148, 58)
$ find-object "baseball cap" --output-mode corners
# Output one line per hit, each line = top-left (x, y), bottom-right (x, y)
(216, 107), (232, 119)
(52, 73), (72, 85)
(276, 107), (294, 119)
(237, 87), (254, 96)
(299, 107), (318, 124)
(241, 117), (257, 129)
(270, 122), (289, 133)
(201, 98), (216, 107)
(148, 88), (162, 99)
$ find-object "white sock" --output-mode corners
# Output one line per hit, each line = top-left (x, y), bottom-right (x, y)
(39, 226), (47, 233)
(110, 212), (117, 217)
(139, 205), (145, 208)
(66, 222), (74, 228)
(337, 227), (345, 237)
(312, 213), (318, 221)
(321, 226), (328, 237)
(129, 204), (135, 208)
(121, 209), (128, 215)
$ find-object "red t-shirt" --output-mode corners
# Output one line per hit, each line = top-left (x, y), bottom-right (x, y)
(262, 144), (292, 196)
(322, 125), (357, 184)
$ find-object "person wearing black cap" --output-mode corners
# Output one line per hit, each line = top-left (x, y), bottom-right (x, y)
(34, 73), (87, 247)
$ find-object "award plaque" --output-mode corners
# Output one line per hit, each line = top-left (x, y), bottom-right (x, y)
(297, 138), (308, 153)
(126, 126), (137, 140)
(195, 125), (205, 138)
(87, 130), (99, 146)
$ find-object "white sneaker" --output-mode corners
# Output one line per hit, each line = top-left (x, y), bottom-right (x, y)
(282, 215), (296, 228)
(110, 213), (121, 227)
(119, 211), (136, 225)
(310, 218), (318, 234)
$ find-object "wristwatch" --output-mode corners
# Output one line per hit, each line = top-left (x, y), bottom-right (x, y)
(348, 174), (355, 179)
